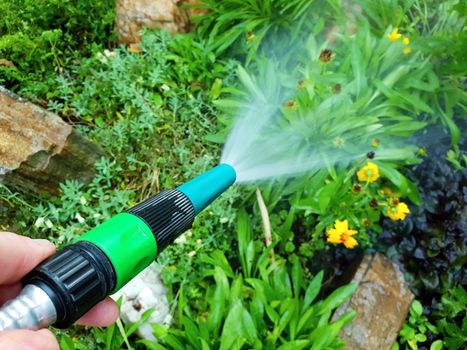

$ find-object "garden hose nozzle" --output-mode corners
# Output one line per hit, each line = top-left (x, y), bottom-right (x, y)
(0, 164), (236, 331)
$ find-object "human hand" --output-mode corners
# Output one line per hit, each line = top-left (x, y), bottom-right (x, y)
(0, 232), (120, 350)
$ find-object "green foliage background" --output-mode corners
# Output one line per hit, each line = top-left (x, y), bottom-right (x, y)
(0, 0), (465, 349)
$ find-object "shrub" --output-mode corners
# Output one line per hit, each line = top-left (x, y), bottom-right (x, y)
(379, 127), (466, 299)
(145, 211), (357, 350)
(0, 0), (115, 95)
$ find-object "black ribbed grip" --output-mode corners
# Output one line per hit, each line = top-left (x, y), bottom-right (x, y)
(25, 241), (116, 328)
(127, 189), (195, 251)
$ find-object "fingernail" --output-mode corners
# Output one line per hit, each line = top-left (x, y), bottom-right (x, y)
(34, 239), (55, 250)
(37, 329), (55, 340)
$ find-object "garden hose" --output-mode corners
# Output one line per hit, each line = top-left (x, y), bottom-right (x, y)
(0, 164), (236, 331)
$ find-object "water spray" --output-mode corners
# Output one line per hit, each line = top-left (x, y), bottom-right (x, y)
(0, 164), (236, 331)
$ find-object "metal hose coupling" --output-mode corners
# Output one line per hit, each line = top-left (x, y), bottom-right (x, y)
(0, 284), (57, 331)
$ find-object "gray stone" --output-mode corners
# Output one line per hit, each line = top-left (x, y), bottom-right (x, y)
(0, 86), (104, 194)
(115, 0), (208, 45)
(332, 253), (414, 350)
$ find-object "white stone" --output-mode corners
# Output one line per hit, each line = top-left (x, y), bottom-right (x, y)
(111, 262), (172, 340)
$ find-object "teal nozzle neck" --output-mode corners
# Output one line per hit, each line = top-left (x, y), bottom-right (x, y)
(177, 163), (236, 215)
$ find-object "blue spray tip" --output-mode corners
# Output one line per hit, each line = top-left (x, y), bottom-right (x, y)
(177, 163), (236, 215)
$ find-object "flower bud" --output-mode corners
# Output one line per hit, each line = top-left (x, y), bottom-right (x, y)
(319, 49), (333, 63)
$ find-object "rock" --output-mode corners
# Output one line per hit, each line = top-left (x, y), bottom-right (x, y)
(0, 86), (105, 194)
(115, 0), (207, 45)
(332, 253), (414, 350)
(0, 59), (14, 67)
(183, 0), (208, 18)
(111, 263), (172, 340)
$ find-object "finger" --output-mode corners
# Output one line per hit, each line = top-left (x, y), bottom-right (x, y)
(76, 297), (119, 327)
(0, 232), (55, 284)
(0, 329), (59, 350)
(0, 283), (22, 305)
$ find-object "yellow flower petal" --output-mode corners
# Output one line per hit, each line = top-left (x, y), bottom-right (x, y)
(387, 28), (402, 42)
(387, 208), (398, 220)
(397, 202), (410, 219)
(334, 219), (348, 232)
(327, 228), (341, 244)
(403, 47), (411, 55)
(387, 202), (410, 221)
(402, 37), (410, 45)
(357, 161), (380, 183)
(347, 229), (358, 236)
(343, 236), (358, 249)
(326, 219), (359, 248)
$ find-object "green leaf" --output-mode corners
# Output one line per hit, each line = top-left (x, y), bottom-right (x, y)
(231, 275), (244, 303)
(415, 333), (427, 342)
(245, 240), (256, 278)
(116, 318), (133, 350)
(291, 256), (303, 298)
(60, 335), (75, 350)
(273, 265), (292, 299)
(309, 311), (355, 350)
(411, 300), (423, 317)
(125, 309), (154, 337)
(220, 301), (257, 350)
(430, 340), (443, 350)
(210, 78), (223, 99)
(296, 307), (316, 335)
(383, 121), (427, 136)
(277, 340), (310, 350)
(304, 271), (323, 308)
(265, 303), (280, 323)
(439, 106), (461, 147)
(406, 179), (421, 205)
(249, 296), (265, 330)
(408, 339), (418, 350)
(237, 209), (253, 275)
(152, 324), (185, 350)
(205, 132), (226, 144)
(316, 181), (339, 214)
(272, 298), (297, 341)
(318, 283), (357, 314)
(182, 317), (202, 348)
(199, 251), (234, 278)
(208, 266), (230, 335)
(378, 162), (408, 195)
(237, 65), (265, 102)
(351, 40), (367, 98)
(137, 340), (168, 350)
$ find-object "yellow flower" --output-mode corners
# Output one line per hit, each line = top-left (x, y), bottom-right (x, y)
(327, 219), (358, 249)
(387, 28), (402, 42)
(403, 47), (412, 55)
(387, 202), (410, 221)
(357, 161), (380, 183)
(403, 37), (410, 45)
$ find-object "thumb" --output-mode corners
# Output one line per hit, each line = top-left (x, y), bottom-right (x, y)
(0, 329), (59, 350)
(0, 232), (56, 284)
